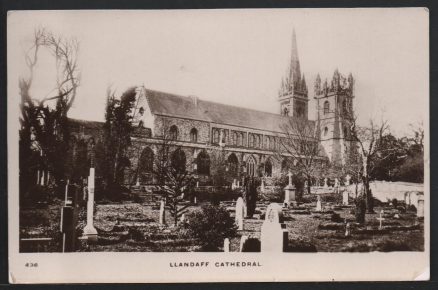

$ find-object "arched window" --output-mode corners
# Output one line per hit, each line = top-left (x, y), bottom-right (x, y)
(171, 149), (186, 173)
(190, 128), (198, 143)
(169, 125), (178, 140)
(213, 129), (220, 144)
(196, 150), (210, 175)
(246, 156), (256, 177)
(227, 153), (239, 176)
(324, 127), (328, 137)
(343, 99), (348, 115)
(323, 100), (330, 115)
(138, 147), (154, 183)
(233, 132), (238, 146)
(266, 137), (270, 150)
(265, 159), (273, 177)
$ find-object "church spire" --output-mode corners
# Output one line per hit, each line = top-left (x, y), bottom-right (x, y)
(289, 28), (301, 89)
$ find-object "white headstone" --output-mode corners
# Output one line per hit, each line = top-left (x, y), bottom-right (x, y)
(239, 235), (248, 252)
(261, 203), (287, 252)
(180, 213), (186, 223)
(194, 197), (197, 204)
(83, 168), (98, 242)
(323, 178), (328, 188)
(345, 223), (351, 237)
(417, 196), (424, 218)
(287, 171), (293, 186)
(40, 170), (45, 186)
(224, 238), (230, 252)
(235, 197), (245, 230)
(136, 177), (140, 187)
(316, 195), (322, 211)
(261, 179), (265, 193)
(159, 200), (166, 225)
(342, 190), (349, 205)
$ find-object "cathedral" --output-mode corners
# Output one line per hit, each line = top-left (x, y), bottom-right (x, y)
(121, 29), (356, 186)
(69, 29), (355, 187)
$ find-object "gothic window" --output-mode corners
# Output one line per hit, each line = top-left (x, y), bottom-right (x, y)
(171, 149), (186, 173)
(213, 129), (220, 144)
(343, 99), (349, 115)
(169, 125), (178, 140)
(266, 137), (270, 150)
(283, 107), (289, 116)
(323, 100), (330, 115)
(233, 132), (238, 146)
(265, 159), (273, 177)
(138, 147), (154, 183)
(190, 128), (198, 143)
(196, 150), (210, 175)
(324, 127), (328, 137)
(246, 156), (256, 177)
(227, 153), (239, 176)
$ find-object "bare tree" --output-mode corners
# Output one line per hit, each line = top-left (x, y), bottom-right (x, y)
(276, 117), (324, 195)
(19, 28), (80, 187)
(349, 116), (389, 213)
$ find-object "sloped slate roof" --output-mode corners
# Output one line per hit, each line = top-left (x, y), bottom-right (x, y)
(144, 89), (315, 134)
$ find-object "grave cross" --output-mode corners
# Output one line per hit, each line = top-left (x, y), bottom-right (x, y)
(377, 210), (385, 230)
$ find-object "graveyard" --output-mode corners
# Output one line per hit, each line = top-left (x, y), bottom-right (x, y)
(19, 175), (425, 253)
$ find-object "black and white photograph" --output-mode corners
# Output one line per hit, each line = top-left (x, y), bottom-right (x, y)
(7, 8), (429, 283)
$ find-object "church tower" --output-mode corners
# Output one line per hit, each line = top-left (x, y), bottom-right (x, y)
(278, 29), (309, 119)
(314, 70), (355, 165)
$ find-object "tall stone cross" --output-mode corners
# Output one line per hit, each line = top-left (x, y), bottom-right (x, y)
(377, 210), (385, 230)
(83, 167), (98, 242)
(287, 171), (293, 186)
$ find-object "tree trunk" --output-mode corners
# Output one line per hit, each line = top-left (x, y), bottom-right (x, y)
(362, 156), (374, 213)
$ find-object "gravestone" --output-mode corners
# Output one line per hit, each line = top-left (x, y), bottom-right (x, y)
(159, 200), (166, 225)
(261, 179), (265, 193)
(260, 203), (288, 252)
(377, 210), (385, 230)
(342, 190), (349, 205)
(417, 195), (424, 218)
(345, 222), (351, 237)
(345, 174), (351, 186)
(235, 197), (245, 230)
(180, 213), (186, 223)
(284, 171), (296, 207)
(239, 235), (248, 252)
(224, 238), (230, 252)
(83, 168), (98, 242)
(316, 195), (322, 211)
(323, 178), (328, 188)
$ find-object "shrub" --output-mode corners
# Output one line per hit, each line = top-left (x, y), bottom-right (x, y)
(241, 238), (261, 252)
(186, 204), (237, 251)
(355, 195), (366, 224)
(392, 198), (398, 208)
(331, 212), (343, 223)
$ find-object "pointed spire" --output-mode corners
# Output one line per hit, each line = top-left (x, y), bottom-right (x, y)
(314, 73), (321, 95)
(301, 74), (307, 93)
(289, 28), (301, 89)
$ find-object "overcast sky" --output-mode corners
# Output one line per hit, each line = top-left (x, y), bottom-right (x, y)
(8, 8), (428, 136)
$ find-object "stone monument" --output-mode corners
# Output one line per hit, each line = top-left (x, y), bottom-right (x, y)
(284, 171), (296, 207)
(83, 167), (98, 242)
(316, 195), (322, 211)
(224, 238), (230, 252)
(342, 190), (349, 205)
(159, 199), (166, 225)
(235, 197), (245, 230)
(260, 203), (288, 252)
(417, 194), (424, 218)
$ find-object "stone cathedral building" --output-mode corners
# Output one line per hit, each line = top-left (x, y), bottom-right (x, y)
(121, 29), (356, 186)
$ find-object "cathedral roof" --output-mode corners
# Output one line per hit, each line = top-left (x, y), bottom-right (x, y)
(144, 88), (315, 134)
